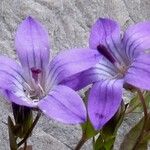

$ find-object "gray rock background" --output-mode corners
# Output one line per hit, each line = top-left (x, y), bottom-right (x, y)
(0, 0), (150, 149)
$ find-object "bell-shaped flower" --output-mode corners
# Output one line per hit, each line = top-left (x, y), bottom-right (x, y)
(0, 17), (101, 124)
(62, 18), (150, 129)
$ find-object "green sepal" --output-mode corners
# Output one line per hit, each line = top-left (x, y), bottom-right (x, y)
(93, 134), (115, 150)
(93, 135), (104, 150)
(12, 103), (33, 138)
(8, 116), (18, 150)
(81, 118), (98, 139)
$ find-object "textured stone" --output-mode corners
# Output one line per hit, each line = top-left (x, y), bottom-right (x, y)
(0, 0), (150, 149)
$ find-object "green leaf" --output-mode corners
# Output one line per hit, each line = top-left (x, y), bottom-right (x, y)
(127, 92), (150, 114)
(104, 136), (115, 150)
(136, 142), (147, 150)
(142, 131), (150, 142)
(144, 92), (150, 109)
(93, 135), (105, 150)
(8, 116), (18, 150)
(93, 134), (115, 150)
(81, 118), (98, 139)
(120, 117), (145, 150)
(126, 95), (140, 113)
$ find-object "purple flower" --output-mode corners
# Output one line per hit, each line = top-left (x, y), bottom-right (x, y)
(62, 18), (150, 129)
(0, 17), (101, 124)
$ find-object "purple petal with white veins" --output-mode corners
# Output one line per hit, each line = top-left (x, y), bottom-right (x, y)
(125, 54), (150, 90)
(0, 56), (24, 89)
(46, 48), (100, 91)
(38, 85), (87, 124)
(123, 21), (150, 59)
(4, 90), (37, 107)
(15, 16), (50, 84)
(61, 57), (117, 91)
(0, 56), (36, 107)
(89, 18), (125, 63)
(88, 79), (123, 130)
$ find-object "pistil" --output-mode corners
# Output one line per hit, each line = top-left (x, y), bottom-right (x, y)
(22, 68), (45, 102)
(31, 67), (42, 83)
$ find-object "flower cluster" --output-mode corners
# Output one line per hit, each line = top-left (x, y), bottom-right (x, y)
(62, 18), (150, 129)
(1, 16), (150, 149)
(0, 16), (101, 124)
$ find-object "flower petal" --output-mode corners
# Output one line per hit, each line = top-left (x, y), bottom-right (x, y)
(3, 90), (37, 107)
(123, 21), (150, 59)
(0, 56), (36, 107)
(38, 85), (87, 124)
(89, 18), (125, 63)
(15, 16), (50, 83)
(125, 54), (150, 90)
(46, 48), (100, 91)
(88, 79), (123, 130)
(61, 57), (117, 90)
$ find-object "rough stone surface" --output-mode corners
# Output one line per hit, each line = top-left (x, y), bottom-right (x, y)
(0, 0), (150, 149)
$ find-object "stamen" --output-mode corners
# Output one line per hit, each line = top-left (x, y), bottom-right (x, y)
(38, 83), (45, 95)
(31, 67), (42, 82)
(97, 44), (116, 63)
(23, 82), (34, 92)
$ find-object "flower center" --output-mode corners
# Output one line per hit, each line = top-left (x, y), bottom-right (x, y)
(116, 63), (127, 78)
(97, 44), (128, 79)
(23, 68), (46, 102)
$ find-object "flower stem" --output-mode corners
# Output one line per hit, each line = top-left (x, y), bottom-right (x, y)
(74, 132), (87, 150)
(132, 89), (148, 150)
(23, 141), (27, 150)
(17, 111), (41, 148)
(137, 89), (148, 120)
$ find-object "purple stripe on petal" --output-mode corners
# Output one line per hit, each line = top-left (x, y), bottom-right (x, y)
(89, 18), (125, 63)
(38, 85), (87, 124)
(15, 16), (50, 84)
(88, 79), (123, 130)
(61, 57), (117, 91)
(0, 56), (25, 86)
(123, 21), (150, 59)
(0, 56), (36, 107)
(0, 73), (36, 108)
(46, 48), (101, 91)
(4, 90), (37, 107)
(61, 69), (102, 91)
(125, 54), (150, 90)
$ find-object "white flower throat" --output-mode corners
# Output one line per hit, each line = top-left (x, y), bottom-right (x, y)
(97, 44), (128, 78)
(23, 67), (46, 102)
